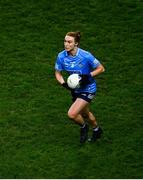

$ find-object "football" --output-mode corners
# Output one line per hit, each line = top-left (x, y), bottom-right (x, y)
(67, 74), (81, 89)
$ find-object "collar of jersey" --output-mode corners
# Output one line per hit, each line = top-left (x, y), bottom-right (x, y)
(65, 48), (80, 57)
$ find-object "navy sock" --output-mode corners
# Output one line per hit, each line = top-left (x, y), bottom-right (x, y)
(80, 123), (86, 128)
(93, 126), (99, 131)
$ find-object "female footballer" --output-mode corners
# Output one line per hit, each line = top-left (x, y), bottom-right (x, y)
(55, 31), (105, 143)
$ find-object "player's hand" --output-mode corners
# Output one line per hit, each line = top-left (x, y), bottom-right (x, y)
(79, 74), (91, 86)
(62, 82), (72, 91)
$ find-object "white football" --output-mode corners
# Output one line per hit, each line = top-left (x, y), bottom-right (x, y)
(67, 74), (81, 89)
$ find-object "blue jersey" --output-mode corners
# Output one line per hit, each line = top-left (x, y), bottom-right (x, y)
(55, 48), (101, 93)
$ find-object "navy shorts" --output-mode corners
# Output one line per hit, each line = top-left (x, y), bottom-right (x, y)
(71, 91), (95, 103)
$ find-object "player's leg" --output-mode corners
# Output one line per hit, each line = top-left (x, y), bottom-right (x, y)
(68, 98), (89, 143)
(81, 106), (97, 127)
(68, 98), (89, 124)
(81, 106), (103, 142)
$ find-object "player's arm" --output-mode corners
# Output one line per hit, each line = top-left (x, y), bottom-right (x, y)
(79, 64), (105, 86)
(90, 64), (105, 77)
(55, 70), (71, 90)
(55, 70), (65, 84)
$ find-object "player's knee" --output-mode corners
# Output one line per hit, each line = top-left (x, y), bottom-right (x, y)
(67, 110), (77, 119)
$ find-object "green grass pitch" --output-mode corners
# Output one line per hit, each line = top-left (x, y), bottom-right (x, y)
(0, 0), (142, 178)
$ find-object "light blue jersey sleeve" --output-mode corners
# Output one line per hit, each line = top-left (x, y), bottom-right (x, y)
(87, 52), (101, 69)
(55, 55), (64, 71)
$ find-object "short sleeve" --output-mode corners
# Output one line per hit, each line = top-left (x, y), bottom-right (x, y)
(55, 56), (64, 71)
(88, 52), (101, 69)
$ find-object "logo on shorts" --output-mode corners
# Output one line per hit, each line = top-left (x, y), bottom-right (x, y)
(87, 94), (95, 99)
